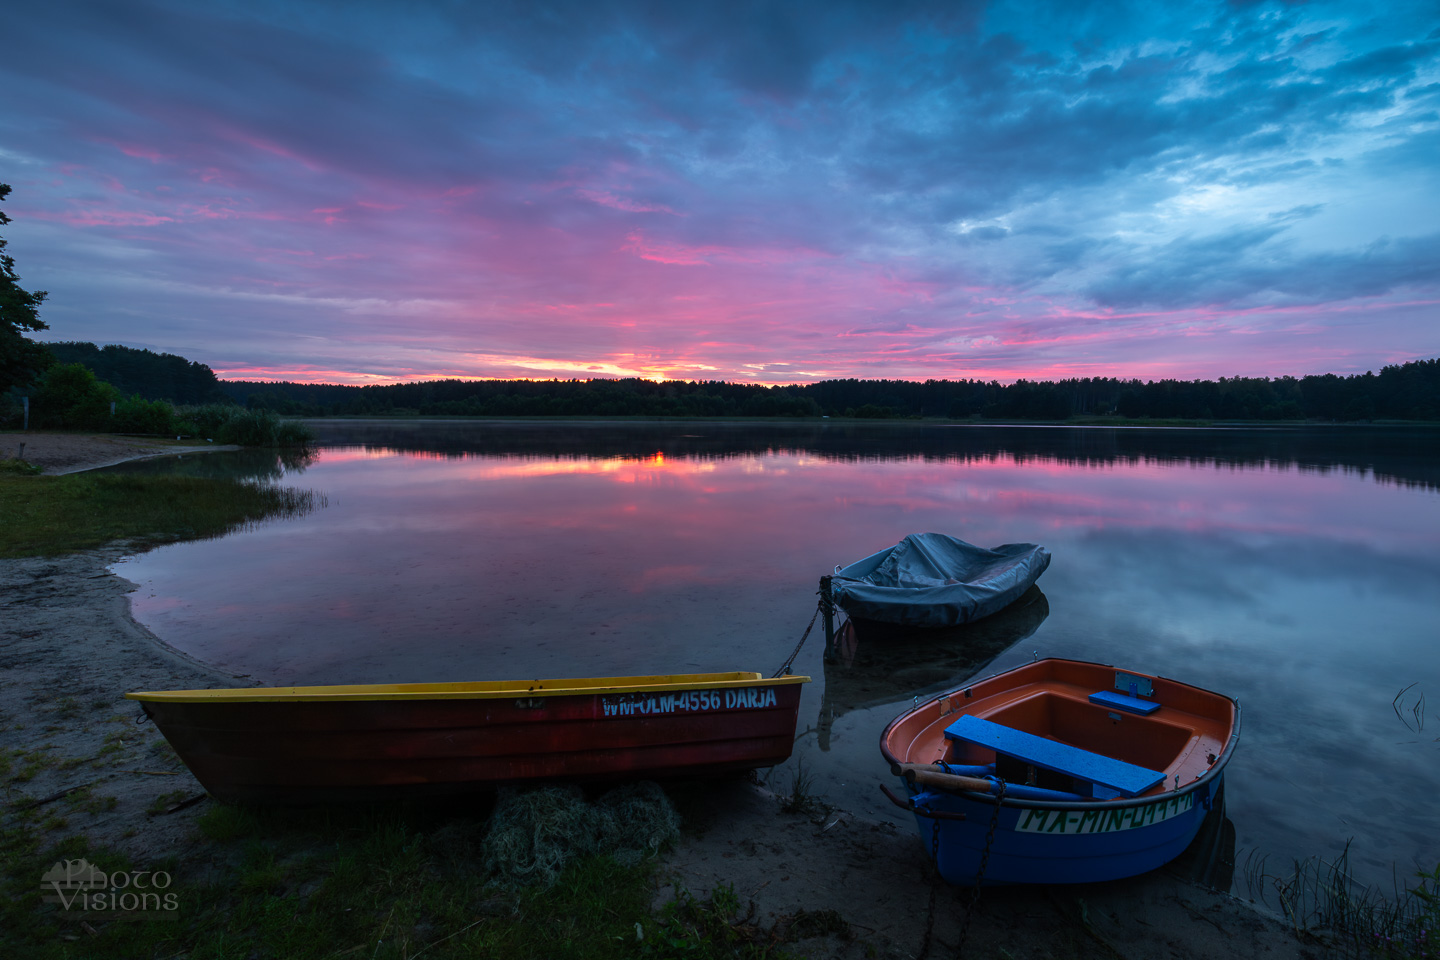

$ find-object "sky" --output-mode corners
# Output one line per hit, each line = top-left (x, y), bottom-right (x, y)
(3, 0), (1439, 385)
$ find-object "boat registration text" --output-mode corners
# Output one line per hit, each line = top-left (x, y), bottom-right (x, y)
(1015, 793), (1195, 835)
(601, 687), (779, 718)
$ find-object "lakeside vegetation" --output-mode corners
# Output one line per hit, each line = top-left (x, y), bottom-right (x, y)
(3, 362), (312, 446)
(0, 461), (322, 558)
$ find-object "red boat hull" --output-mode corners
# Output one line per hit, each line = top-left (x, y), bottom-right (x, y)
(134, 676), (807, 803)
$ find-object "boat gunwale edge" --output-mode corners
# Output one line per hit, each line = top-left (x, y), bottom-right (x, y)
(127, 672), (812, 703)
(880, 657), (1241, 813)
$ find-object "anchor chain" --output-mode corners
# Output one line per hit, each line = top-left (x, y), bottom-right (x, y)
(916, 816), (942, 960)
(955, 778), (1007, 955)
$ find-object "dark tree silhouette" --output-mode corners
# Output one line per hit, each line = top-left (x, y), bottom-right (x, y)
(0, 184), (52, 394)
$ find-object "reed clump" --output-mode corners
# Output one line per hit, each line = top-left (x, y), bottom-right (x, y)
(175, 404), (314, 447)
(1246, 843), (1440, 957)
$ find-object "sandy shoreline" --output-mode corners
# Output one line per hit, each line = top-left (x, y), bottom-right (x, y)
(2, 430), (240, 475)
(0, 438), (1330, 957)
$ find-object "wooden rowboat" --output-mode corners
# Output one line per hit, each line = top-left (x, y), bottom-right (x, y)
(879, 658), (1238, 885)
(128, 672), (809, 804)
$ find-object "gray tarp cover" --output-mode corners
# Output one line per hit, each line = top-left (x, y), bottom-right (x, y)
(831, 533), (1051, 627)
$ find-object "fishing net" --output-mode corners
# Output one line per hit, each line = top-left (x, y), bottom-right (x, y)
(481, 781), (680, 887)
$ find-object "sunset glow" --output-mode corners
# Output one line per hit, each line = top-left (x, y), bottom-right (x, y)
(5, 0), (1438, 383)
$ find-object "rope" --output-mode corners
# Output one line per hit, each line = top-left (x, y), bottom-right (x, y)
(772, 597), (823, 678)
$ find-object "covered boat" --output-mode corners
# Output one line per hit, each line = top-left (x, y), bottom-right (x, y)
(879, 658), (1238, 885)
(829, 533), (1050, 628)
(129, 672), (808, 804)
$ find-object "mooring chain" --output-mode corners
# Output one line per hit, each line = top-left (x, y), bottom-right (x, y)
(771, 597), (823, 678)
(955, 778), (1007, 956)
(916, 816), (942, 960)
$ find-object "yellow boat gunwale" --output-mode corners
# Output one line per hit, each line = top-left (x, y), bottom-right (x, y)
(126, 671), (811, 704)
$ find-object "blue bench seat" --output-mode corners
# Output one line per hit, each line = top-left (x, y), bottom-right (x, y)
(1088, 689), (1161, 715)
(944, 714), (1165, 798)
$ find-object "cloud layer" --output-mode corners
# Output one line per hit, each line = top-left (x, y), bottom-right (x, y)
(3, 0), (1438, 383)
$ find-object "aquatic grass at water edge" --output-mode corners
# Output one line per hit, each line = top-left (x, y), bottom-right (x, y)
(1246, 841), (1440, 956)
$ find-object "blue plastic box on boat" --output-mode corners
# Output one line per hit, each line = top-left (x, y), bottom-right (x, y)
(880, 658), (1240, 885)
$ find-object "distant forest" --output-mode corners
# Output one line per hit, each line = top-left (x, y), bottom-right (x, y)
(224, 359), (1439, 421)
(28, 342), (1440, 421)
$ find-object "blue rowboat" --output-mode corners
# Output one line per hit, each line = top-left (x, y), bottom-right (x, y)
(879, 658), (1239, 885)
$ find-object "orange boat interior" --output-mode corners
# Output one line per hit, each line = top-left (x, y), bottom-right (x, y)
(884, 659), (1236, 799)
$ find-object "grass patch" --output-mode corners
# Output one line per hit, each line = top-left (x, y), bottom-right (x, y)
(8, 749), (52, 783)
(0, 795), (814, 959)
(773, 760), (831, 820)
(145, 791), (190, 816)
(0, 457), (43, 476)
(195, 803), (261, 842)
(0, 471), (322, 558)
(1246, 843), (1440, 957)
(61, 786), (117, 817)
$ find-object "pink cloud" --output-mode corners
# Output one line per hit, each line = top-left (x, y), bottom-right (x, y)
(577, 189), (680, 215)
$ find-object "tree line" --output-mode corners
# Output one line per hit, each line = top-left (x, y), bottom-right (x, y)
(222, 361), (1440, 421)
(6, 341), (1438, 425)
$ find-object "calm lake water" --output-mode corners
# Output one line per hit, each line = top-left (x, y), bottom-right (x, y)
(110, 420), (1440, 890)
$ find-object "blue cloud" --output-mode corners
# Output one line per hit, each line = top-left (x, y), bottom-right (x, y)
(3, 0), (1437, 380)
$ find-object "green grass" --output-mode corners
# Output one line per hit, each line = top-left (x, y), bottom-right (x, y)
(1, 457), (43, 476)
(1245, 844), (1440, 958)
(0, 471), (322, 558)
(1, 801), (813, 959)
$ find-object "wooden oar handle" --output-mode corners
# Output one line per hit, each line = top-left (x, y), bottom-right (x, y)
(891, 761), (995, 794)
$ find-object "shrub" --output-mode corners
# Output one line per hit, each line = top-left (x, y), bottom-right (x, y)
(214, 408), (314, 447)
(174, 402), (242, 438)
(111, 395), (180, 434)
(31, 363), (118, 429)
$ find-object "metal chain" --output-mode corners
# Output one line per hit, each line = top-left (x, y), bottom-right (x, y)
(916, 817), (942, 960)
(955, 779), (1007, 956)
(771, 598), (822, 678)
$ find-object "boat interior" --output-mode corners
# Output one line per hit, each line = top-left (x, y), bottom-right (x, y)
(884, 659), (1236, 799)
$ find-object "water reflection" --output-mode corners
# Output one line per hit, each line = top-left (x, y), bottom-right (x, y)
(817, 586), (1049, 750)
(1168, 784), (1237, 891)
(105, 446), (317, 483)
(109, 421), (1440, 891)
(305, 419), (1440, 492)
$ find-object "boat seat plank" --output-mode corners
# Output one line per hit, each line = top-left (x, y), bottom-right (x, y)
(943, 714), (1165, 798)
(1087, 690), (1161, 715)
